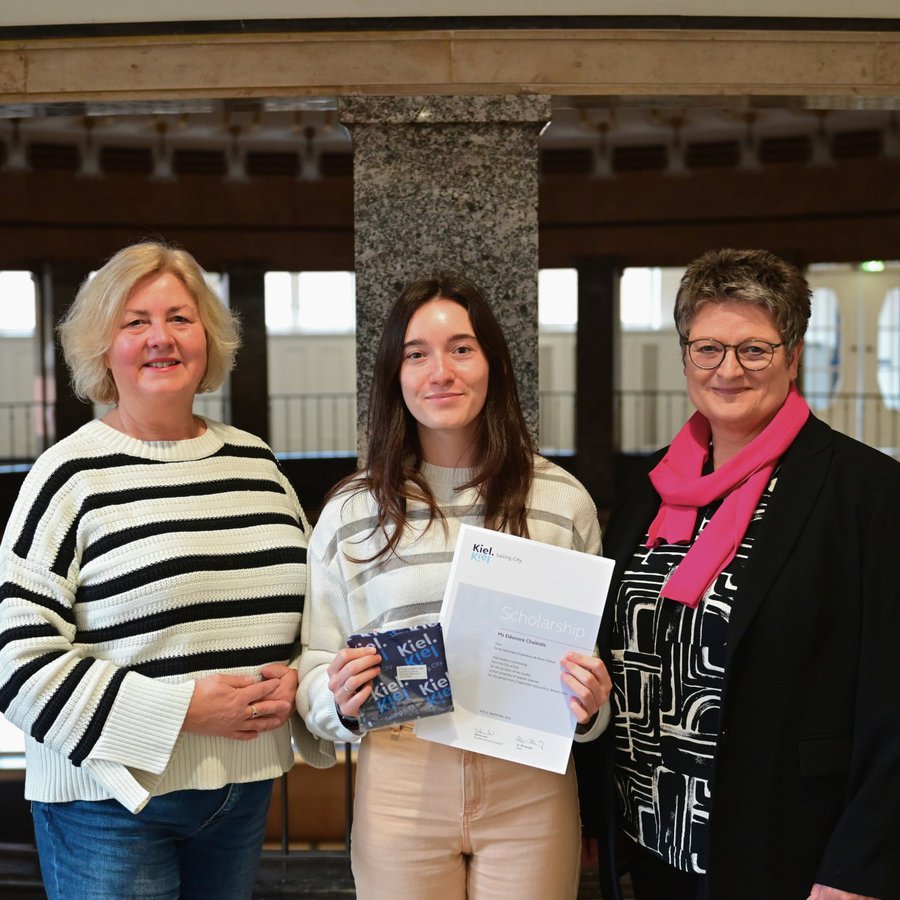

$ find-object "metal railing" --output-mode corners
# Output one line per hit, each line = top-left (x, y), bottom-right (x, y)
(616, 389), (900, 457)
(0, 402), (45, 462)
(2, 390), (899, 464)
(538, 390), (576, 456)
(269, 392), (357, 457)
(0, 393), (570, 461)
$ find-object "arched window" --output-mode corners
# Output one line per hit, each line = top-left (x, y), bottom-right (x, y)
(877, 288), (900, 410)
(802, 287), (841, 409)
(0, 271), (36, 334)
(538, 268), (578, 330)
(620, 267), (663, 331)
(264, 271), (356, 333)
(0, 272), (39, 461)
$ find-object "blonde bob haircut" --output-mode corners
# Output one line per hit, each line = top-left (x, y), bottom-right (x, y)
(58, 241), (241, 405)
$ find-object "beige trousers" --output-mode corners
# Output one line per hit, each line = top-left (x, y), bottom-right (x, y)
(350, 726), (581, 900)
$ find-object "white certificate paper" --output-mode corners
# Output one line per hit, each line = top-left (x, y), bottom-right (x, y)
(414, 524), (613, 773)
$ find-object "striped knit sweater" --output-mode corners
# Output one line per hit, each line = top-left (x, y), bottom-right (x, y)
(297, 457), (610, 744)
(0, 418), (327, 814)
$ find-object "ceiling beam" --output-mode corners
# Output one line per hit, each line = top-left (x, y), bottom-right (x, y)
(1, 28), (898, 106)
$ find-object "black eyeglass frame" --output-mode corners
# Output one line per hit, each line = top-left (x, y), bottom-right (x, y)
(680, 337), (785, 371)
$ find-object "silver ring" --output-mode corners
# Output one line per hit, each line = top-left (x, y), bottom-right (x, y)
(250, 704), (259, 719)
(342, 682), (355, 695)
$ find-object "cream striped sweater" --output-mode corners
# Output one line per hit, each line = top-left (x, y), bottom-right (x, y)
(298, 457), (610, 744)
(0, 418), (330, 814)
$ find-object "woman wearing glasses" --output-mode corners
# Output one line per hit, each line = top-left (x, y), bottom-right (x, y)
(577, 249), (900, 900)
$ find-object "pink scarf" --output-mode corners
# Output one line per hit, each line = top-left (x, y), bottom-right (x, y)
(646, 384), (810, 607)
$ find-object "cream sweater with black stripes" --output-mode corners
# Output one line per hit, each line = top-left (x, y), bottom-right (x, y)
(297, 458), (610, 745)
(0, 418), (331, 814)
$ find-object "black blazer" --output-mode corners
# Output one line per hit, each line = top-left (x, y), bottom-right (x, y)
(577, 415), (900, 900)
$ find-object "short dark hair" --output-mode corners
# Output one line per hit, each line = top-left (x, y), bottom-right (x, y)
(674, 249), (811, 356)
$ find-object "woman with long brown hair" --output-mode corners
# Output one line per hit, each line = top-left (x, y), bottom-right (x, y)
(298, 272), (611, 900)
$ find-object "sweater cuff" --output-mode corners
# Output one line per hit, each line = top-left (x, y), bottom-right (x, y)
(573, 700), (611, 743)
(290, 711), (337, 769)
(84, 673), (194, 775)
(303, 669), (364, 744)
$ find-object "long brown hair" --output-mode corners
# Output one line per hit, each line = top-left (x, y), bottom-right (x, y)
(333, 272), (535, 561)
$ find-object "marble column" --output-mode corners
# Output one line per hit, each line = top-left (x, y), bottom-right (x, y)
(339, 95), (550, 455)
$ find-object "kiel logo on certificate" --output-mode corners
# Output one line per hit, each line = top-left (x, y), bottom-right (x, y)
(414, 523), (613, 773)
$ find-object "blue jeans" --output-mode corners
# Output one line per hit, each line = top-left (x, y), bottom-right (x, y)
(32, 780), (274, 900)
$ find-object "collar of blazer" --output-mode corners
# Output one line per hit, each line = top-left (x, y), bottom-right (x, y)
(724, 415), (831, 649)
(599, 415), (833, 659)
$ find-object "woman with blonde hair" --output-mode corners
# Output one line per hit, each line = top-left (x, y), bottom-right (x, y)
(0, 241), (330, 900)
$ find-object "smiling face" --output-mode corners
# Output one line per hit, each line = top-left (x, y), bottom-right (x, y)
(399, 298), (489, 467)
(684, 301), (801, 451)
(105, 271), (208, 416)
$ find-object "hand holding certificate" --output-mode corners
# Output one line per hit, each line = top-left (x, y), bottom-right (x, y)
(415, 524), (614, 772)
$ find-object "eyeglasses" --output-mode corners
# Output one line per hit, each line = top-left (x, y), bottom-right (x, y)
(682, 338), (784, 371)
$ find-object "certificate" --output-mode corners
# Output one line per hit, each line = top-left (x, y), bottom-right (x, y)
(414, 524), (613, 773)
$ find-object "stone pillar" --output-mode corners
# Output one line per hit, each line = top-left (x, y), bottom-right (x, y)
(574, 257), (621, 511)
(339, 95), (550, 454)
(226, 266), (270, 445)
(38, 262), (93, 447)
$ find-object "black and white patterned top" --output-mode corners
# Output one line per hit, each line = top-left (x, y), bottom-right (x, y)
(610, 474), (777, 874)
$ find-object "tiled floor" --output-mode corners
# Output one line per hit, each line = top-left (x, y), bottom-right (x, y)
(252, 852), (635, 899)
(254, 852), (355, 898)
(0, 846), (635, 898)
